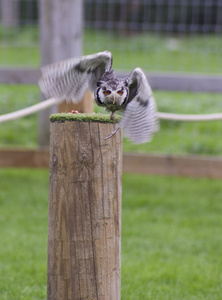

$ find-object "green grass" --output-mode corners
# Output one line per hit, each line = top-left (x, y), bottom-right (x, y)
(0, 26), (222, 73)
(122, 173), (222, 299)
(1, 169), (222, 299)
(0, 26), (40, 66)
(0, 85), (39, 148)
(83, 30), (222, 73)
(0, 169), (48, 300)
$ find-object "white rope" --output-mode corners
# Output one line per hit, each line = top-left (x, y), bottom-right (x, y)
(157, 112), (222, 121)
(0, 98), (58, 123)
(0, 96), (222, 123)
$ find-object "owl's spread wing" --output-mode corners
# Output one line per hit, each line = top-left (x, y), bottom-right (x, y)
(39, 51), (112, 103)
(120, 68), (159, 144)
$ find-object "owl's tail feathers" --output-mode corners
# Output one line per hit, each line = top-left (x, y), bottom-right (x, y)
(0, 98), (60, 123)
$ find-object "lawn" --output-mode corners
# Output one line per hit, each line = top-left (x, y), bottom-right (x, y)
(83, 30), (222, 74)
(0, 26), (222, 73)
(0, 169), (222, 299)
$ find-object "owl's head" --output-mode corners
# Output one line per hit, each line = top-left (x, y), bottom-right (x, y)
(95, 79), (129, 111)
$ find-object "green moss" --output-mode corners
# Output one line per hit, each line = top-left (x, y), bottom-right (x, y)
(50, 113), (121, 123)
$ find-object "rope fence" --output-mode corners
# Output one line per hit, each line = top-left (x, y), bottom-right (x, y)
(0, 97), (222, 123)
(156, 112), (222, 122)
(0, 98), (58, 123)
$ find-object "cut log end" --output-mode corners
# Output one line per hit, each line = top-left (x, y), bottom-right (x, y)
(50, 112), (122, 123)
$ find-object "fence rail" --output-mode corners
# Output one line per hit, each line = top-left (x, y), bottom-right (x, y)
(1, 68), (222, 93)
(1, 148), (222, 179)
(0, 68), (40, 84)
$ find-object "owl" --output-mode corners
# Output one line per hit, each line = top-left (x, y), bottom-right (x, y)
(39, 51), (159, 144)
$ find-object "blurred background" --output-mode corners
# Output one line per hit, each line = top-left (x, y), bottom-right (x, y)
(1, 0), (222, 71)
(1, 2), (222, 299)
(0, 0), (222, 155)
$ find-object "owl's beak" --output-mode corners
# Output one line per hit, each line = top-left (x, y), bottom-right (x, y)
(113, 96), (116, 104)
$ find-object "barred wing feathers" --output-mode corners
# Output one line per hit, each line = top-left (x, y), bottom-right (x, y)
(121, 68), (159, 144)
(39, 51), (112, 103)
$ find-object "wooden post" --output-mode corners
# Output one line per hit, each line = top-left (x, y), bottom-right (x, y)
(58, 89), (94, 114)
(39, 0), (93, 146)
(0, 0), (19, 27)
(48, 115), (122, 300)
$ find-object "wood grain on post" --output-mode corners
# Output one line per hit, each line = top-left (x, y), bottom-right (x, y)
(48, 114), (122, 300)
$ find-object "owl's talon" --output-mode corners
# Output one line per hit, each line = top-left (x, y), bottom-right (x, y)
(104, 126), (120, 140)
(110, 112), (116, 120)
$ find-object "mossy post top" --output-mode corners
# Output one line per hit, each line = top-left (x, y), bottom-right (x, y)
(50, 113), (121, 123)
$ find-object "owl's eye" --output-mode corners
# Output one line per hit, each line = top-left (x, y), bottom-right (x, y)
(104, 90), (111, 95)
(117, 90), (123, 95)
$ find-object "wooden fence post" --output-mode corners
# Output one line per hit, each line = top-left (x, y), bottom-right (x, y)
(58, 89), (94, 114)
(39, 0), (94, 146)
(48, 114), (122, 300)
(0, 0), (19, 27)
